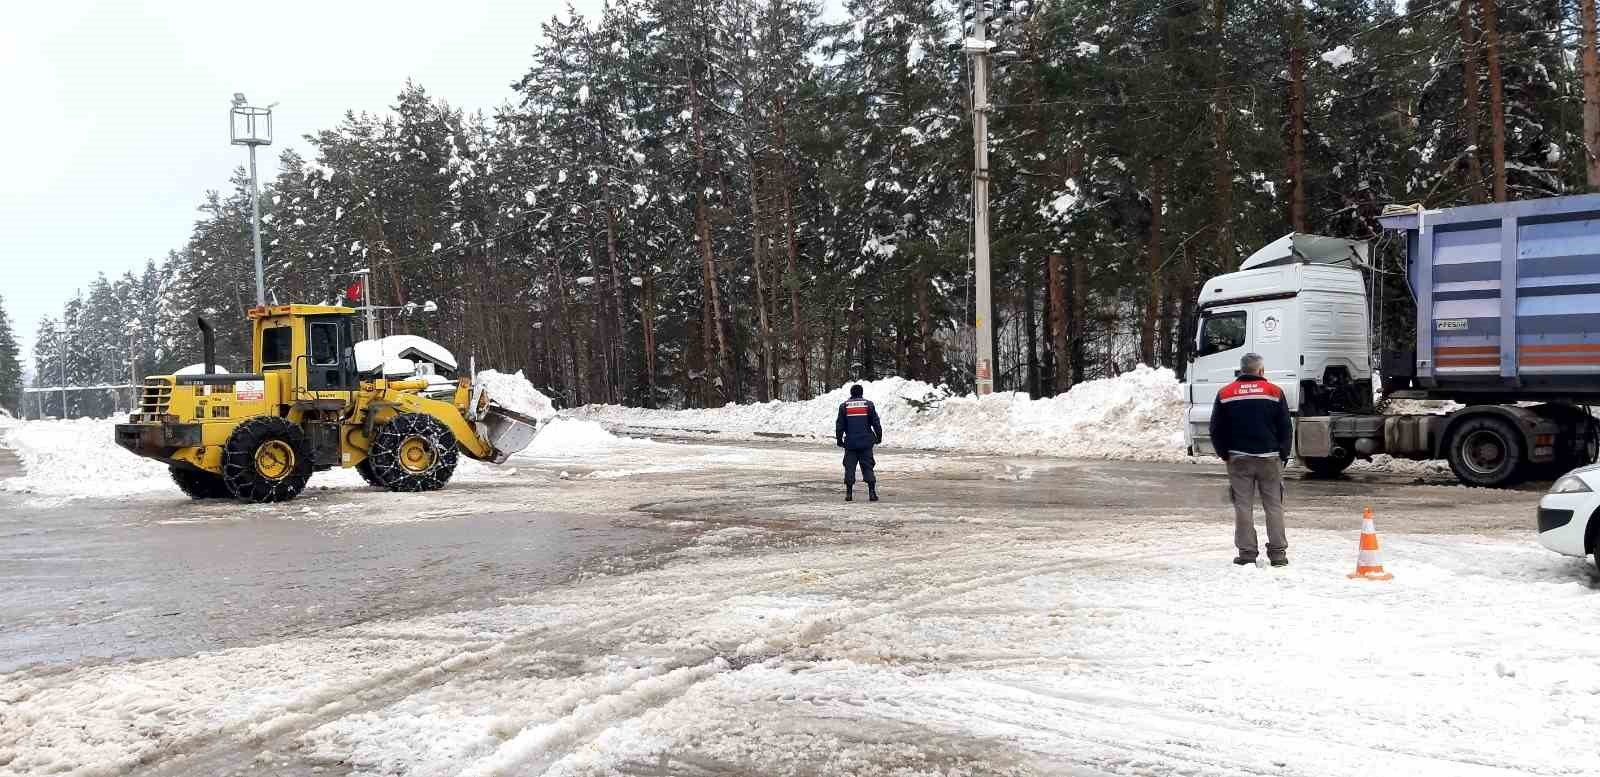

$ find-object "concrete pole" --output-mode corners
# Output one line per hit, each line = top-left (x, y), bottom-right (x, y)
(358, 268), (378, 341)
(248, 143), (266, 307)
(58, 329), (68, 419)
(968, 1), (995, 395)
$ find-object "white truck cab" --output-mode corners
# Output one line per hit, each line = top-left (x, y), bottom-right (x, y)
(1184, 234), (1373, 459)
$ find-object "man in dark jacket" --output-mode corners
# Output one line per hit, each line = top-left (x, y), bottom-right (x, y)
(1209, 352), (1294, 567)
(835, 384), (883, 502)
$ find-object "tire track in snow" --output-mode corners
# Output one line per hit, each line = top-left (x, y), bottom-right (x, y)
(127, 537), (1062, 775)
(453, 543), (1198, 776)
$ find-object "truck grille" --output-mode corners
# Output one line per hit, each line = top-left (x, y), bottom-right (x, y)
(133, 377), (174, 422)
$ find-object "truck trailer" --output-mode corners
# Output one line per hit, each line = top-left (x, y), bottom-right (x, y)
(1185, 195), (1600, 488)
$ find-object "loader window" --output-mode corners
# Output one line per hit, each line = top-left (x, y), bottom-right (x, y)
(1198, 311), (1247, 357)
(310, 322), (339, 366)
(261, 327), (292, 369)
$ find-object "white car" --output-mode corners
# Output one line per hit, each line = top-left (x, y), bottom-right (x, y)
(1538, 464), (1600, 559)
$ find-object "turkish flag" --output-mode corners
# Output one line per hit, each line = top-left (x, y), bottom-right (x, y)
(345, 280), (363, 302)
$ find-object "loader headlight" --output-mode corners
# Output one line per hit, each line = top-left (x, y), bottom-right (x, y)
(1550, 475), (1592, 494)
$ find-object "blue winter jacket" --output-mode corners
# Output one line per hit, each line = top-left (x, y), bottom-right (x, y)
(835, 398), (883, 450)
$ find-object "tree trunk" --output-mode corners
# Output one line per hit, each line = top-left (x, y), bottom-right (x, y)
(602, 167), (628, 405)
(1480, 0), (1507, 202)
(1582, 0), (1600, 188)
(1458, 0), (1488, 203)
(1024, 259), (1040, 398)
(695, 199), (723, 405)
(915, 273), (931, 383)
(1287, 2), (1307, 232)
(1213, 0), (1236, 269)
(773, 94), (811, 399)
(1140, 159), (1166, 366)
(752, 228), (775, 402)
(1071, 254), (1086, 385)
(1048, 253), (1069, 394)
(642, 270), (658, 408)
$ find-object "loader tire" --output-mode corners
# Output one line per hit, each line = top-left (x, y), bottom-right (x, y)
(355, 459), (383, 488)
(367, 413), (458, 492)
(170, 467), (232, 499)
(221, 417), (313, 503)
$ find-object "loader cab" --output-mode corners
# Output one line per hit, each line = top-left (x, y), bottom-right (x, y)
(249, 305), (360, 394)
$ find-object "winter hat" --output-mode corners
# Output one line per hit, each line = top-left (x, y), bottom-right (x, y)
(850, 384), (864, 397)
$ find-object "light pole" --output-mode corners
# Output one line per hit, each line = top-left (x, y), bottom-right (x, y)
(964, 3), (995, 395)
(55, 323), (69, 419)
(230, 93), (273, 308)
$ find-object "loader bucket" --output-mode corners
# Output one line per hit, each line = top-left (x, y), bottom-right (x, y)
(480, 404), (540, 463)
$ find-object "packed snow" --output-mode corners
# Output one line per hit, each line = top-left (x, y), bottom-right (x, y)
(473, 369), (558, 421)
(1321, 44), (1355, 68)
(576, 367), (1190, 462)
(3, 514), (1594, 775)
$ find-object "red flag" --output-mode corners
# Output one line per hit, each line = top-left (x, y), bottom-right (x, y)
(345, 280), (363, 302)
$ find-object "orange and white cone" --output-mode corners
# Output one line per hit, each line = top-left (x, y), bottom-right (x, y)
(1348, 507), (1394, 581)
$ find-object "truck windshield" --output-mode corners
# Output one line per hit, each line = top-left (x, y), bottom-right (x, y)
(1198, 311), (1247, 356)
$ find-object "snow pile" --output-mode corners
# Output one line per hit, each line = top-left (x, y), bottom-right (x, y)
(474, 370), (557, 421)
(1, 417), (172, 497)
(524, 418), (642, 456)
(574, 366), (1189, 461)
(174, 362), (232, 375)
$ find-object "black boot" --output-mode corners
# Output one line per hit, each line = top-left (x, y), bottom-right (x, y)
(845, 484), (854, 502)
(868, 484), (879, 502)
(1233, 553), (1257, 566)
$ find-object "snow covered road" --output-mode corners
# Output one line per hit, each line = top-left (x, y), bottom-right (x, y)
(2, 430), (1597, 776)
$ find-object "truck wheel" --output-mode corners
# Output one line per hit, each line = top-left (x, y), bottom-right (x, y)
(366, 413), (458, 492)
(1447, 416), (1525, 488)
(170, 467), (232, 499)
(221, 417), (314, 503)
(1301, 451), (1354, 478)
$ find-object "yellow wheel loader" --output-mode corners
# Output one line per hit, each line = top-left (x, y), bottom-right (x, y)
(114, 304), (538, 503)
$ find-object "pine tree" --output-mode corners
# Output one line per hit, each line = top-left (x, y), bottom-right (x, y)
(0, 294), (21, 416)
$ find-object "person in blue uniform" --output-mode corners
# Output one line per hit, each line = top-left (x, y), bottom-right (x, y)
(835, 384), (883, 502)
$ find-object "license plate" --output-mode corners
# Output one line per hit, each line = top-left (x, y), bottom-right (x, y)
(1436, 318), (1469, 332)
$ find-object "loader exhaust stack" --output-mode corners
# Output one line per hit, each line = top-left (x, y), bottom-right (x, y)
(197, 317), (216, 374)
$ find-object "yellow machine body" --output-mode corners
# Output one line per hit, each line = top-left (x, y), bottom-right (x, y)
(114, 305), (526, 500)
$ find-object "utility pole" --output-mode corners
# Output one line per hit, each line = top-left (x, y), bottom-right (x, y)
(965, 1), (995, 395)
(354, 268), (379, 340)
(56, 323), (68, 419)
(230, 93), (274, 307)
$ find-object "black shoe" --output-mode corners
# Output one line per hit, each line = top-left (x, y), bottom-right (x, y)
(868, 486), (879, 502)
(845, 486), (854, 502)
(1269, 556), (1289, 567)
(1233, 555), (1258, 566)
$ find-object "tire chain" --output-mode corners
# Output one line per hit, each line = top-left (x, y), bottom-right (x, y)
(368, 413), (458, 492)
(221, 417), (312, 502)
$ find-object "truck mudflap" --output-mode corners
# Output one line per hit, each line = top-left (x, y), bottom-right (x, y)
(114, 422), (202, 455)
(478, 405), (540, 464)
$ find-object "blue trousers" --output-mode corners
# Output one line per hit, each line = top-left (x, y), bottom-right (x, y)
(843, 447), (876, 485)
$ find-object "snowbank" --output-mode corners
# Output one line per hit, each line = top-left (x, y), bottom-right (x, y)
(474, 370), (557, 421)
(525, 417), (644, 456)
(1, 417), (172, 497)
(575, 366), (1189, 462)
(174, 362), (233, 375)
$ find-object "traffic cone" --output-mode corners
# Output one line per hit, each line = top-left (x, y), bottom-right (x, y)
(1347, 507), (1394, 581)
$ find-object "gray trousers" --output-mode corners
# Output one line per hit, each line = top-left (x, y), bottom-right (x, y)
(1227, 456), (1287, 557)
(843, 447), (876, 485)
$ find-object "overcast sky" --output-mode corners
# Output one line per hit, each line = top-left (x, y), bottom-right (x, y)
(1, 0), (616, 372)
